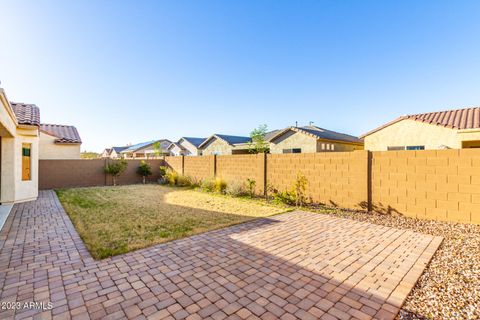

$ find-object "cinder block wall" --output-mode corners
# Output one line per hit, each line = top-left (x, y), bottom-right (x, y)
(39, 159), (165, 189)
(371, 149), (480, 224)
(216, 154), (266, 194)
(184, 155), (215, 182)
(164, 156), (183, 173)
(38, 150), (480, 224)
(267, 151), (368, 209)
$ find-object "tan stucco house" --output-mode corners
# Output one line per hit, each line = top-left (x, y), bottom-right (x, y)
(39, 124), (82, 159)
(0, 97), (40, 207)
(167, 137), (206, 156)
(362, 107), (480, 151)
(198, 134), (252, 155)
(268, 126), (364, 153)
(121, 139), (171, 159)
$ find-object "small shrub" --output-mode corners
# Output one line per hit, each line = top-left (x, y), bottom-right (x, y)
(214, 178), (227, 194)
(226, 181), (247, 196)
(176, 175), (192, 187)
(165, 170), (179, 186)
(137, 161), (152, 184)
(246, 178), (256, 197)
(105, 159), (128, 186)
(159, 166), (168, 178)
(273, 190), (296, 205)
(200, 178), (216, 192)
(292, 173), (308, 206)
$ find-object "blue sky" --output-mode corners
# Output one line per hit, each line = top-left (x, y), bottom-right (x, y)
(1, 1), (480, 152)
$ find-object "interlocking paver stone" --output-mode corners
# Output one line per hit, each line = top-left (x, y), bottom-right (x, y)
(0, 191), (442, 319)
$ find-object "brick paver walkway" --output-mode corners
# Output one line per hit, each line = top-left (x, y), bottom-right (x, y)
(0, 191), (442, 320)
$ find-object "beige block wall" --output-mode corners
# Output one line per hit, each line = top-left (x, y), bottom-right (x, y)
(216, 154), (265, 194)
(164, 156), (183, 173)
(269, 131), (317, 153)
(371, 149), (480, 224)
(267, 151), (369, 209)
(364, 119), (461, 150)
(201, 139), (233, 155)
(39, 133), (81, 159)
(184, 156), (215, 181)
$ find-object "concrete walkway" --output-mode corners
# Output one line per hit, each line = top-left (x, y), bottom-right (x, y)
(0, 191), (442, 320)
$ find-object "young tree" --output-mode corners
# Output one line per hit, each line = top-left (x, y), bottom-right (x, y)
(104, 159), (128, 186)
(249, 124), (270, 153)
(152, 141), (161, 158)
(137, 161), (152, 184)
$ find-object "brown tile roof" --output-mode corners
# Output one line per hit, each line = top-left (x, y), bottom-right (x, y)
(361, 107), (480, 138)
(40, 124), (82, 144)
(10, 102), (40, 126)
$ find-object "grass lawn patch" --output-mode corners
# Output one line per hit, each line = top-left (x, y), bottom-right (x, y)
(56, 185), (288, 259)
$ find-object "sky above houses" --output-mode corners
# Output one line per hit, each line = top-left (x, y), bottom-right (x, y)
(1, 0), (480, 152)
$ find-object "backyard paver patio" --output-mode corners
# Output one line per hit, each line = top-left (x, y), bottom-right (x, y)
(0, 191), (442, 320)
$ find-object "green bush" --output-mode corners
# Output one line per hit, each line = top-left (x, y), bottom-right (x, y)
(225, 181), (247, 196)
(214, 178), (227, 194)
(176, 175), (192, 187)
(159, 166), (168, 178)
(200, 179), (216, 192)
(137, 161), (152, 184)
(268, 173), (309, 206)
(165, 170), (179, 185)
(246, 178), (256, 197)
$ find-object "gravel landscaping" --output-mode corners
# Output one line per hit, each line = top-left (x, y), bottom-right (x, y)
(306, 206), (480, 320)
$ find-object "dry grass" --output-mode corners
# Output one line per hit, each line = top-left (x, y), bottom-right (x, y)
(56, 185), (288, 259)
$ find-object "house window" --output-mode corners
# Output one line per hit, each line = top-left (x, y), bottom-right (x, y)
(22, 143), (31, 181)
(406, 146), (425, 150)
(282, 148), (301, 154)
(387, 146), (405, 151)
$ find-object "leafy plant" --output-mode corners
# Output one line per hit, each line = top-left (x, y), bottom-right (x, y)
(200, 178), (216, 192)
(105, 160), (128, 186)
(246, 178), (256, 197)
(165, 169), (179, 185)
(137, 161), (152, 184)
(152, 141), (161, 158)
(249, 124), (270, 153)
(176, 175), (192, 187)
(159, 166), (168, 178)
(292, 173), (308, 206)
(214, 178), (227, 194)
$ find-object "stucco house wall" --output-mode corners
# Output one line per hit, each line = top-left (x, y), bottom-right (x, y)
(0, 90), (39, 204)
(201, 138), (233, 155)
(39, 132), (81, 159)
(316, 140), (364, 152)
(269, 131), (317, 153)
(364, 119), (461, 151)
(178, 139), (200, 156)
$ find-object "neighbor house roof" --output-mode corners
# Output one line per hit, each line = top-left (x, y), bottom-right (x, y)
(198, 134), (251, 148)
(180, 137), (207, 148)
(269, 126), (363, 144)
(167, 142), (186, 151)
(104, 148), (112, 154)
(360, 107), (480, 138)
(112, 146), (128, 153)
(10, 102), (40, 126)
(121, 139), (171, 153)
(40, 124), (82, 144)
